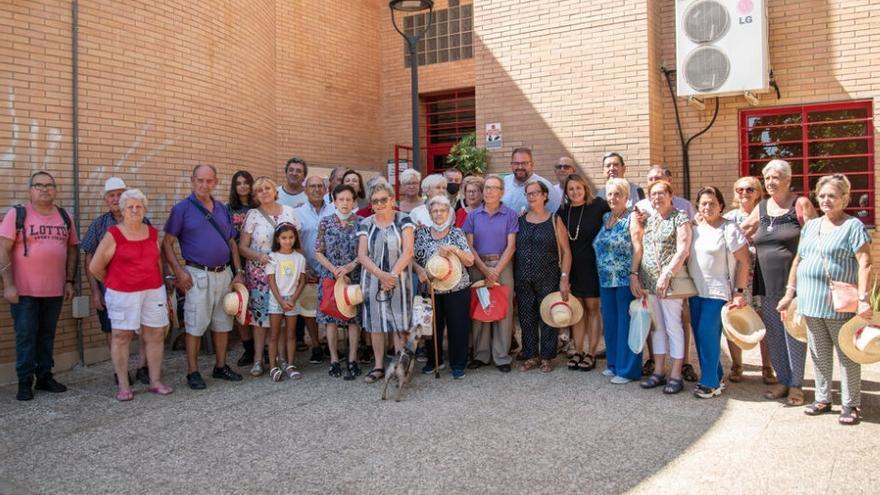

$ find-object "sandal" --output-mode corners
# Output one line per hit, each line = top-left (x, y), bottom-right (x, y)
(115, 389), (134, 402)
(328, 361), (342, 378)
(567, 353), (584, 371)
(364, 368), (384, 384)
(762, 366), (778, 385)
(804, 401), (833, 416)
(285, 365), (302, 380)
(764, 384), (788, 400)
(681, 364), (699, 382)
(148, 383), (174, 396)
(578, 354), (596, 372)
(270, 367), (283, 382)
(641, 359), (655, 377)
(786, 387), (805, 407)
(519, 357), (541, 372)
(838, 406), (861, 425)
(663, 378), (684, 395)
(344, 361), (361, 381)
(728, 364), (743, 383)
(539, 359), (553, 373)
(640, 374), (667, 389)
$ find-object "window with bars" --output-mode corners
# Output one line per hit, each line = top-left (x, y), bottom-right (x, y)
(740, 100), (875, 226)
(425, 89), (476, 173)
(403, 1), (473, 67)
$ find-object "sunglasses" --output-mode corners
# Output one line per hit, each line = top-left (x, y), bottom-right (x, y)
(555, 164), (574, 170)
(371, 196), (391, 206)
(735, 187), (756, 194)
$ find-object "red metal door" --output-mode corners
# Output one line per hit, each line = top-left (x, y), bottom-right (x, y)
(424, 89), (475, 174)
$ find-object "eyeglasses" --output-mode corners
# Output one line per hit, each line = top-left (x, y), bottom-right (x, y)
(484, 185), (502, 191)
(371, 196), (391, 206)
(31, 183), (57, 191)
(555, 164), (574, 170)
(526, 191), (543, 198)
(735, 187), (756, 194)
(510, 161), (531, 167)
(306, 183), (325, 189)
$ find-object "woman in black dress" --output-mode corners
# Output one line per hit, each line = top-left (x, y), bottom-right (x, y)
(558, 174), (609, 371)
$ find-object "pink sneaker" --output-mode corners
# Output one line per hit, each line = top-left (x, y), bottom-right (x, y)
(148, 383), (174, 396)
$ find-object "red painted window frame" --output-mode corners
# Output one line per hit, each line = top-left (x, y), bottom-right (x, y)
(739, 100), (875, 226)
(424, 88), (476, 174)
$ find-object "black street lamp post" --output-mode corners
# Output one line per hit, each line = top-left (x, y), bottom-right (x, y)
(390, 0), (434, 173)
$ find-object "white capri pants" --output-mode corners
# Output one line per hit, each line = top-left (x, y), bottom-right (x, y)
(648, 294), (685, 359)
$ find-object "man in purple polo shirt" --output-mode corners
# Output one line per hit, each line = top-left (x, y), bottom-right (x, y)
(462, 174), (519, 372)
(163, 164), (245, 390)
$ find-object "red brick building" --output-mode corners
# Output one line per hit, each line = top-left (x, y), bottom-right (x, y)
(1, 0), (877, 382)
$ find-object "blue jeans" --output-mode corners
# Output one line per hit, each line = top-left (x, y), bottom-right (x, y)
(10, 296), (64, 382)
(599, 286), (642, 379)
(688, 296), (725, 389)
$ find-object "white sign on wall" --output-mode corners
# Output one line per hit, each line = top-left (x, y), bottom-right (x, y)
(485, 122), (502, 150)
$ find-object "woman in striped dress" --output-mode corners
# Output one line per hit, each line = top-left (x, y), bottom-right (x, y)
(357, 181), (415, 383)
(776, 175), (872, 425)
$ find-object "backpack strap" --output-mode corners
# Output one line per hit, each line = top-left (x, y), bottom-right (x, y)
(14, 205), (27, 256)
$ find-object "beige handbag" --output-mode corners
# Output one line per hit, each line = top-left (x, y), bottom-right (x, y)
(650, 215), (696, 299)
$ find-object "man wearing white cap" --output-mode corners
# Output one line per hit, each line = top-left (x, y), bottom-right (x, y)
(81, 177), (152, 385)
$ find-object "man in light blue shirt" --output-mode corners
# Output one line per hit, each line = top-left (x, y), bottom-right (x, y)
(501, 147), (562, 215)
(293, 175), (335, 363)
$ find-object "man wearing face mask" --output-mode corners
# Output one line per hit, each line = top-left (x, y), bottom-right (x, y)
(294, 176), (335, 363)
(444, 168), (465, 210)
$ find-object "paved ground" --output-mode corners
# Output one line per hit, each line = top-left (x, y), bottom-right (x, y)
(0, 346), (878, 495)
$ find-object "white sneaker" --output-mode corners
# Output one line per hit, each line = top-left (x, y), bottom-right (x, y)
(601, 369), (615, 377)
(610, 376), (632, 385)
(250, 362), (264, 377)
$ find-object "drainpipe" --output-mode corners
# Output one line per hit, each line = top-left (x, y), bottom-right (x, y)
(72, 0), (84, 365)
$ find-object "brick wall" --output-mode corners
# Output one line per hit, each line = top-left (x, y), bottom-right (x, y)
(0, 0), (280, 382)
(276, 0), (384, 174)
(474, 0), (659, 188)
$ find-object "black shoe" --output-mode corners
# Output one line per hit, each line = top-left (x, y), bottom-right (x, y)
(135, 366), (150, 385)
(309, 347), (324, 364)
(34, 374), (67, 393)
(16, 380), (33, 401)
(497, 364), (512, 373)
(467, 360), (486, 370)
(212, 365), (243, 382)
(415, 346), (428, 362)
(187, 371), (207, 390)
(237, 339), (255, 367)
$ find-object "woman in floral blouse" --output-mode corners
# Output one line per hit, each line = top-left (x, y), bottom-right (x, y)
(592, 178), (641, 383)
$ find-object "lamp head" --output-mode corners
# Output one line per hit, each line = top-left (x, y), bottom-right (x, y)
(389, 0), (433, 13)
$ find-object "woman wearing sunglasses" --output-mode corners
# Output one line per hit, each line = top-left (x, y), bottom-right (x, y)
(722, 176), (776, 385)
(357, 180), (415, 383)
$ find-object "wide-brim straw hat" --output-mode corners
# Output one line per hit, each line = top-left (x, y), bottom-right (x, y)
(721, 305), (766, 350)
(838, 314), (880, 364)
(539, 292), (584, 328)
(297, 283), (318, 317)
(223, 282), (250, 326)
(334, 275), (363, 319)
(426, 253), (463, 291)
(783, 297), (808, 343)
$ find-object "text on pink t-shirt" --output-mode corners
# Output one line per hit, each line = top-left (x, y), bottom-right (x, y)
(0, 203), (79, 297)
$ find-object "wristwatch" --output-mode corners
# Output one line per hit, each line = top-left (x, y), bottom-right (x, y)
(735, 287), (745, 294)
(858, 293), (868, 303)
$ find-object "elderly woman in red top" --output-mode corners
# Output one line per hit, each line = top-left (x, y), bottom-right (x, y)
(90, 189), (172, 401)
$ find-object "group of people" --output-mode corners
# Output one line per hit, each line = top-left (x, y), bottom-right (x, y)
(1, 152), (874, 425)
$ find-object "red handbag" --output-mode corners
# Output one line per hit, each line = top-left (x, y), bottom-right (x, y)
(470, 283), (510, 322)
(319, 278), (350, 321)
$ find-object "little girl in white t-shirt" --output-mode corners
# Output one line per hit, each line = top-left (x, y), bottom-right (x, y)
(266, 222), (306, 382)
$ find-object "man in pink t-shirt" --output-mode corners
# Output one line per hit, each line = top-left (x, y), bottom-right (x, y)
(0, 171), (79, 401)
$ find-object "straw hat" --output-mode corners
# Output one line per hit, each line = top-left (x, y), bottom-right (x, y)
(539, 292), (584, 328)
(297, 283), (318, 317)
(223, 282), (250, 325)
(334, 275), (363, 319)
(721, 305), (766, 350)
(783, 297), (808, 343)
(426, 253), (463, 291)
(838, 315), (880, 364)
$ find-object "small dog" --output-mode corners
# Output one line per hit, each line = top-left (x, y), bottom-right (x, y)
(382, 295), (433, 402)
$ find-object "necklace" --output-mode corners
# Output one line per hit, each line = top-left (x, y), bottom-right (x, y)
(566, 204), (584, 241)
(605, 208), (626, 229)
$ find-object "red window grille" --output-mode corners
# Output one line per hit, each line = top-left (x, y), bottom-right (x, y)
(424, 89), (476, 174)
(740, 100), (875, 226)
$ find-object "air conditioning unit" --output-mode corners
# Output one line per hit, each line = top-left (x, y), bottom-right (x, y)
(676, 0), (769, 97)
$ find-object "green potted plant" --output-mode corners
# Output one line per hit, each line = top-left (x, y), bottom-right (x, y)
(446, 132), (488, 176)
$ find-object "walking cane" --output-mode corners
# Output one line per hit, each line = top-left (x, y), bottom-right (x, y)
(429, 284), (440, 379)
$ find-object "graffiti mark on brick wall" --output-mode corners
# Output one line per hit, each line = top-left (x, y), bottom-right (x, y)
(1, 87), (64, 170)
